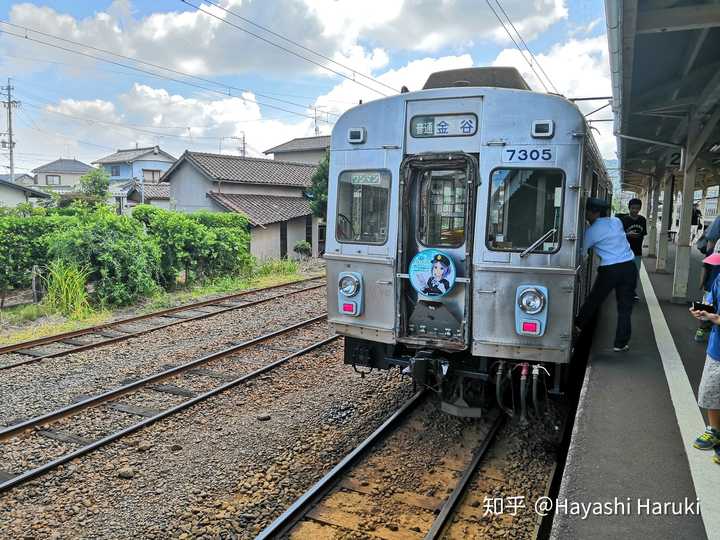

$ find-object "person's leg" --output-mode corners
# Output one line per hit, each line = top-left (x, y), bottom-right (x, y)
(695, 357), (720, 450)
(614, 261), (636, 348)
(576, 268), (614, 331)
(632, 255), (641, 300)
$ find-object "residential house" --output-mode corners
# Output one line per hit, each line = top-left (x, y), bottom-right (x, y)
(1, 173), (34, 185)
(126, 181), (171, 210)
(31, 159), (94, 191)
(163, 151), (319, 259)
(263, 135), (330, 165)
(0, 178), (51, 207)
(93, 146), (176, 210)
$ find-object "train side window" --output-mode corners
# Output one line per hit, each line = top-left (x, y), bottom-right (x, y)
(335, 170), (390, 245)
(487, 168), (564, 253)
(417, 169), (467, 248)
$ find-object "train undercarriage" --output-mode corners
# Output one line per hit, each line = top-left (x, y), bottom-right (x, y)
(344, 336), (563, 419)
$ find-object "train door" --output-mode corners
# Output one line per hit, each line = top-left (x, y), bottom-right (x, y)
(396, 154), (477, 351)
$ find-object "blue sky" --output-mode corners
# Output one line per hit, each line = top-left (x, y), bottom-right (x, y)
(0, 0), (614, 172)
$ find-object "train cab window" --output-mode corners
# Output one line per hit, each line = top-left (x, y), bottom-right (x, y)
(487, 168), (564, 253)
(417, 169), (467, 247)
(336, 170), (390, 244)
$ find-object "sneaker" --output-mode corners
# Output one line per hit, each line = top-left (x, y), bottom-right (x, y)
(695, 329), (708, 343)
(613, 344), (630, 352)
(633, 295), (640, 302)
(693, 426), (720, 450)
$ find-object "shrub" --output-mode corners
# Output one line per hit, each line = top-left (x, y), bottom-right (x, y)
(45, 206), (161, 307)
(133, 205), (251, 286)
(293, 240), (312, 257)
(42, 260), (92, 319)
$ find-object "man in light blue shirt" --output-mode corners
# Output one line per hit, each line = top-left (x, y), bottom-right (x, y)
(575, 198), (637, 351)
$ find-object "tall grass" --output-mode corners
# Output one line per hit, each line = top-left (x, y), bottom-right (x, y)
(42, 260), (92, 319)
(255, 258), (299, 277)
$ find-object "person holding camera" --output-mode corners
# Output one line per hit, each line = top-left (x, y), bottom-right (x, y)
(689, 248), (720, 465)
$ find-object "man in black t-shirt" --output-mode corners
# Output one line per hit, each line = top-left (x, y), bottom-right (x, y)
(617, 198), (647, 301)
(691, 202), (703, 244)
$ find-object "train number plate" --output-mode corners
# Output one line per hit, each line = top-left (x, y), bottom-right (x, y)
(501, 146), (555, 164)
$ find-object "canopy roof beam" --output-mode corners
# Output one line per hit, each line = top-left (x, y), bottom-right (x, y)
(637, 5), (720, 33)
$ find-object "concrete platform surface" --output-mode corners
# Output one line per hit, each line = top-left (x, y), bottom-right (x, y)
(551, 245), (719, 540)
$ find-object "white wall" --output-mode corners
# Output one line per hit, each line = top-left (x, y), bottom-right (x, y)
(169, 162), (215, 212)
(251, 223), (281, 260)
(0, 185), (28, 207)
(215, 183), (304, 197)
(272, 149), (325, 165)
(287, 216), (308, 259)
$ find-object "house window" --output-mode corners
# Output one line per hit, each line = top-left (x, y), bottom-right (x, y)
(305, 215), (313, 243)
(46, 175), (60, 185)
(110, 166), (120, 177)
(143, 169), (162, 181)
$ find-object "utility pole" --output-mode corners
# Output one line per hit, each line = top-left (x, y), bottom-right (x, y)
(1, 78), (20, 182)
(220, 134), (245, 157)
(313, 107), (319, 136)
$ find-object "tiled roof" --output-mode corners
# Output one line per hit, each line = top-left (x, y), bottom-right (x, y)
(0, 173), (33, 183)
(264, 135), (330, 155)
(32, 159), (94, 174)
(207, 192), (312, 226)
(0, 178), (51, 198)
(181, 151), (315, 188)
(129, 182), (170, 200)
(93, 146), (176, 164)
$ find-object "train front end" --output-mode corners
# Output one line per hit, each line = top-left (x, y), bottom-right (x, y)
(326, 67), (603, 418)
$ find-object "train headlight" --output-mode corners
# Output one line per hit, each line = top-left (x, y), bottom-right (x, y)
(339, 275), (360, 297)
(518, 288), (545, 315)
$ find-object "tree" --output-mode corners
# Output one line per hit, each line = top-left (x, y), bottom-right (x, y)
(307, 151), (329, 219)
(79, 168), (110, 198)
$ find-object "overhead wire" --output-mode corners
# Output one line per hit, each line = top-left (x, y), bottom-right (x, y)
(194, 0), (398, 94)
(180, 0), (391, 97)
(0, 21), (337, 122)
(483, 0), (551, 93)
(492, 0), (560, 94)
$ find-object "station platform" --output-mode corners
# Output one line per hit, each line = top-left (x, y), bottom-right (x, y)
(551, 245), (720, 540)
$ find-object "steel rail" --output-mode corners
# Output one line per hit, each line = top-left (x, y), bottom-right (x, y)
(423, 412), (505, 540)
(0, 314), (328, 441)
(0, 275), (324, 355)
(0, 277), (326, 370)
(0, 334), (340, 493)
(256, 390), (426, 540)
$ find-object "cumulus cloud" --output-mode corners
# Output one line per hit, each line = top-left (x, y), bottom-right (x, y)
(12, 82), (318, 167)
(2, 0), (342, 77)
(492, 35), (616, 158)
(357, 0), (568, 52)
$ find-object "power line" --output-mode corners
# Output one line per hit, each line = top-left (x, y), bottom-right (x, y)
(195, 0), (398, 94)
(483, 0), (550, 93)
(492, 0), (559, 94)
(181, 0), (390, 98)
(0, 21), (337, 122)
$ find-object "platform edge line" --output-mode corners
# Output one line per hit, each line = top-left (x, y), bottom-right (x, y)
(640, 261), (720, 539)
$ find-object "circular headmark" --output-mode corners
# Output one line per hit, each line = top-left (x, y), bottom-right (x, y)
(408, 249), (457, 298)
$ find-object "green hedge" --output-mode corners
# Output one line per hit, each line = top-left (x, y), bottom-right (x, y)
(0, 204), (252, 307)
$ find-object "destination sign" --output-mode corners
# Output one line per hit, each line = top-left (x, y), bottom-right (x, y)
(410, 114), (478, 138)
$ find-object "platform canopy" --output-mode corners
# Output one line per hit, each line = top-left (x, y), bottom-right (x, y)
(606, 0), (720, 191)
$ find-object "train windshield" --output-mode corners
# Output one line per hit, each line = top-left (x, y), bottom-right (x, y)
(417, 169), (467, 247)
(336, 170), (390, 244)
(487, 168), (564, 253)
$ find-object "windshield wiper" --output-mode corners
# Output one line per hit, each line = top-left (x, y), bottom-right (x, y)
(520, 228), (557, 258)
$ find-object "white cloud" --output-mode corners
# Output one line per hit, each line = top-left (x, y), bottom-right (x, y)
(3, 0), (342, 77)
(492, 35), (616, 158)
(12, 83), (319, 167)
(361, 0), (568, 52)
(313, 54), (475, 116)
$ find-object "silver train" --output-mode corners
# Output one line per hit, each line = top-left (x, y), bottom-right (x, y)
(325, 67), (611, 417)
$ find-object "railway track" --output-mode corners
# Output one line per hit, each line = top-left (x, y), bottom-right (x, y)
(258, 395), (504, 539)
(0, 276), (326, 370)
(0, 315), (336, 493)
